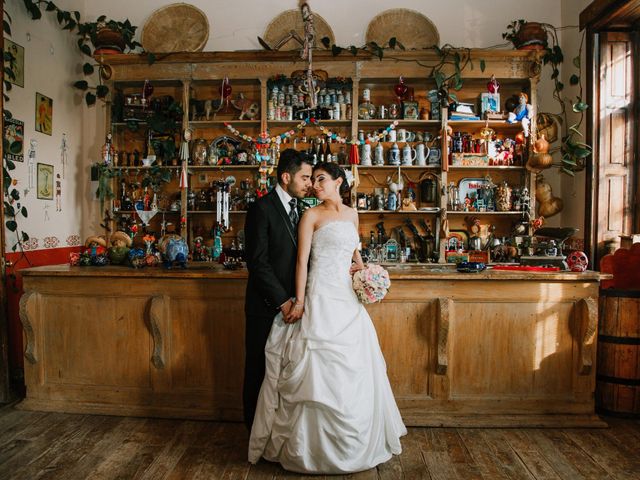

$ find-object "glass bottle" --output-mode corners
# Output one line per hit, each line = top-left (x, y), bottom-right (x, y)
(102, 133), (114, 165)
(358, 88), (376, 120)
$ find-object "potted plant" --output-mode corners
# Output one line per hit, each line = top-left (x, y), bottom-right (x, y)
(503, 20), (591, 175)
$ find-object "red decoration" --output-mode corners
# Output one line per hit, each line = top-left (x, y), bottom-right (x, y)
(394, 76), (408, 100)
(349, 143), (360, 165)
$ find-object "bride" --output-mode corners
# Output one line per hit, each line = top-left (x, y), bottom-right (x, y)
(248, 162), (406, 474)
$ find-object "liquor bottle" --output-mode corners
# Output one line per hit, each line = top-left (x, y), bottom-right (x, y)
(101, 133), (114, 165)
(324, 138), (333, 162)
(358, 88), (376, 120)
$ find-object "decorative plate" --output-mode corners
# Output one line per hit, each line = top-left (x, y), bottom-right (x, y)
(366, 9), (439, 49)
(263, 9), (334, 50)
(141, 3), (209, 53)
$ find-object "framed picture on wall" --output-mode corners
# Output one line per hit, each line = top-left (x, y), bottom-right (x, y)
(35, 92), (53, 136)
(3, 117), (24, 162)
(4, 39), (24, 88)
(37, 163), (54, 200)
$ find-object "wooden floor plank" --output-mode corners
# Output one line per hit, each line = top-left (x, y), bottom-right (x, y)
(564, 429), (640, 478)
(1, 408), (639, 480)
(136, 421), (204, 480)
(54, 417), (144, 480)
(376, 454), (403, 480)
(11, 414), (105, 480)
(499, 430), (562, 480)
(457, 429), (510, 480)
(398, 428), (430, 480)
(0, 412), (82, 478)
(247, 460), (280, 480)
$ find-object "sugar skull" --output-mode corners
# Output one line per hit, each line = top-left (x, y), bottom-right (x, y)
(567, 250), (589, 272)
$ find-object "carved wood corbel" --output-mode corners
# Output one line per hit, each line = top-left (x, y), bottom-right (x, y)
(579, 296), (598, 375)
(436, 297), (452, 375)
(19, 290), (38, 364)
(149, 295), (169, 369)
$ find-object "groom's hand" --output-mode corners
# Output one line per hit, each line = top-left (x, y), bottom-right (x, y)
(280, 298), (294, 317)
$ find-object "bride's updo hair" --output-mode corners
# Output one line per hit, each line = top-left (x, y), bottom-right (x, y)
(313, 162), (349, 195)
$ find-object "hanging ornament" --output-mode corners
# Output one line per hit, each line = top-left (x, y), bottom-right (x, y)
(28, 139), (37, 190)
(216, 77), (233, 114)
(60, 133), (68, 179)
(55, 173), (62, 212)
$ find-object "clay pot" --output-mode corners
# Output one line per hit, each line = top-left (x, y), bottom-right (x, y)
(514, 22), (548, 50)
(94, 27), (126, 55)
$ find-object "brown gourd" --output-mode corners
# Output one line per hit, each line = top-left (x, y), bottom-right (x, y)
(535, 174), (563, 218)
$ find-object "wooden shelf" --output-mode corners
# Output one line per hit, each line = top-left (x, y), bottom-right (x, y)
(268, 120), (351, 126)
(358, 119), (440, 127)
(448, 165), (525, 170)
(359, 165), (439, 169)
(191, 120), (260, 127)
(447, 120), (523, 130)
(357, 209), (440, 214)
(445, 211), (524, 215)
(187, 210), (247, 214)
(187, 165), (260, 170)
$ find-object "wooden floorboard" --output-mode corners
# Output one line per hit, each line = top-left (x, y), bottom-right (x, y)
(0, 408), (638, 479)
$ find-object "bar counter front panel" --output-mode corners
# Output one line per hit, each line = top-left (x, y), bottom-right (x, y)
(18, 265), (606, 427)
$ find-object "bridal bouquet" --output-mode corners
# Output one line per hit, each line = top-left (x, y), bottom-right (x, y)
(352, 264), (391, 304)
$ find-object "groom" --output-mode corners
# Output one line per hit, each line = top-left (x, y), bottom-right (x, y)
(243, 148), (313, 430)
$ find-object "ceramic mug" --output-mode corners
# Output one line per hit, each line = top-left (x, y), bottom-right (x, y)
(388, 129), (397, 142)
(361, 143), (372, 165)
(415, 143), (430, 166)
(397, 128), (408, 142)
(402, 145), (416, 165)
(374, 143), (384, 165)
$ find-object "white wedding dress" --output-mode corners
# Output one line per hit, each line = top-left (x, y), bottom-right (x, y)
(248, 220), (407, 474)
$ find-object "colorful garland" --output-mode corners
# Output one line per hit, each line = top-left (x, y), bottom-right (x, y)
(224, 118), (316, 145)
(224, 119), (401, 147)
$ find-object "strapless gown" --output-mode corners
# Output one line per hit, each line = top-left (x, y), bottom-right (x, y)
(248, 220), (406, 474)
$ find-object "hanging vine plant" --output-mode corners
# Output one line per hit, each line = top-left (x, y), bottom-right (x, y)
(3, 8), (30, 253)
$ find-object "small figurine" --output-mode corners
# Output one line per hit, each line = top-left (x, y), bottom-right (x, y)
(507, 92), (534, 137)
(159, 234), (188, 269)
(487, 74), (500, 93)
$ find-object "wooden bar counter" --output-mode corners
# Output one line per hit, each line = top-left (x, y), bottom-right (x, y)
(18, 264), (608, 427)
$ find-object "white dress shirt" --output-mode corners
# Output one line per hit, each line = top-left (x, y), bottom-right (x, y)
(275, 183), (296, 216)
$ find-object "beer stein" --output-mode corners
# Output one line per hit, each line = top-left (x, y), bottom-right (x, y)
(361, 143), (372, 166)
(388, 129), (397, 142)
(415, 143), (430, 166)
(374, 143), (385, 166)
(388, 142), (400, 165)
(397, 128), (408, 143)
(401, 144), (416, 166)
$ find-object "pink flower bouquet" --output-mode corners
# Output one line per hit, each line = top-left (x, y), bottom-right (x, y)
(352, 264), (391, 304)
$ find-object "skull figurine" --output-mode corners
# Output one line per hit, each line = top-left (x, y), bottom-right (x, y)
(567, 250), (589, 272)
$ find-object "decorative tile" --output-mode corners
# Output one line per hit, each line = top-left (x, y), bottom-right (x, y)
(43, 236), (60, 248)
(66, 234), (81, 246)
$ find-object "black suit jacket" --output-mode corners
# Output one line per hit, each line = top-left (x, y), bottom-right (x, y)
(244, 189), (297, 317)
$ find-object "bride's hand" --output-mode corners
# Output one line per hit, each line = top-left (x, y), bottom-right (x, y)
(349, 262), (365, 275)
(284, 301), (304, 324)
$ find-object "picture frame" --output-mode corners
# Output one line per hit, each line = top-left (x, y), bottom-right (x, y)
(37, 163), (54, 200)
(402, 100), (419, 120)
(35, 92), (53, 136)
(384, 238), (399, 262)
(4, 39), (24, 88)
(3, 117), (24, 162)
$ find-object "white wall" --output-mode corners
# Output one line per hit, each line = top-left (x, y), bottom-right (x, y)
(3, 0), (84, 253)
(11, 0), (591, 245)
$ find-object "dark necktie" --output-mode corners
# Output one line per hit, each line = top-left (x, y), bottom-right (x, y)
(288, 198), (299, 227)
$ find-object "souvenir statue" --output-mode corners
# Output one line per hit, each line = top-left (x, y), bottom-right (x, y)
(159, 234), (188, 269)
(567, 250), (589, 272)
(108, 231), (132, 265)
(507, 92), (534, 137)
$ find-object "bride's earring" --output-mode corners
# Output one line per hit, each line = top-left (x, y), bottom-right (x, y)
(335, 185), (339, 193)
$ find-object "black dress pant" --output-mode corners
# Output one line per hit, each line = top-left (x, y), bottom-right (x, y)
(243, 313), (275, 431)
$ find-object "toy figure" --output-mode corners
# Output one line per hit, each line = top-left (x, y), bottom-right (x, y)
(507, 92), (534, 137)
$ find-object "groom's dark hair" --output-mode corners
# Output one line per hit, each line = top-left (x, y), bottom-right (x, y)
(277, 149), (312, 185)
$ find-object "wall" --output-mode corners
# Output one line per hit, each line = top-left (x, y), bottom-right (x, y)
(3, 0), (85, 384)
(3, 0), (84, 256)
